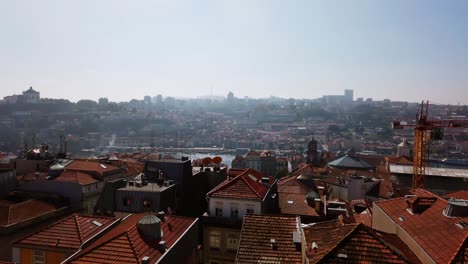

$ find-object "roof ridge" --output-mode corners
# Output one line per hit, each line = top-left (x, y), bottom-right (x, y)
(239, 172), (263, 199)
(313, 224), (360, 264)
(206, 174), (243, 196)
(363, 225), (410, 263)
(124, 230), (141, 262)
(13, 214), (76, 246)
(448, 233), (468, 263)
(73, 214), (83, 244)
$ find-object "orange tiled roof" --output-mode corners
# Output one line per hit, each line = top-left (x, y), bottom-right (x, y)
(385, 156), (413, 165)
(374, 189), (468, 264)
(14, 214), (117, 250)
(236, 214), (303, 264)
(0, 199), (57, 226)
(65, 159), (121, 176)
(207, 168), (275, 200)
(444, 190), (468, 200)
(54, 171), (98, 185)
(279, 193), (319, 217)
(278, 175), (311, 195)
(69, 214), (197, 264)
(304, 223), (417, 264)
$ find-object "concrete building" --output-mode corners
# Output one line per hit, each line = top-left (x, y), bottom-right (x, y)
(203, 168), (277, 264)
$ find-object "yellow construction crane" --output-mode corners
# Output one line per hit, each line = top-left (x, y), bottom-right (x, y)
(392, 101), (468, 189)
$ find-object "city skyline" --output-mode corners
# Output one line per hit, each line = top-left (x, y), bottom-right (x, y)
(1, 0), (467, 104)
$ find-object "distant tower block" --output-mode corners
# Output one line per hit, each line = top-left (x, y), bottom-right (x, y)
(397, 138), (412, 158)
(306, 138), (319, 165)
(344, 89), (354, 101)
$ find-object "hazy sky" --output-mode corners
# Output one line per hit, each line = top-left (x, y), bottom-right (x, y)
(1, 0), (467, 104)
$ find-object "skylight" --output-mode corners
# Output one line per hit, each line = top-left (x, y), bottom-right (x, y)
(247, 174), (257, 182)
(398, 216), (406, 221)
(100, 164), (107, 169)
(92, 220), (103, 227)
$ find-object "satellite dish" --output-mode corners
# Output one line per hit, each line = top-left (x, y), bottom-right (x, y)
(202, 157), (212, 165)
(213, 156), (223, 164)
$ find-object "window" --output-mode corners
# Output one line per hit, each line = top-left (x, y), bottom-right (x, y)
(215, 202), (223, 217)
(246, 206), (254, 215)
(230, 204), (238, 218)
(123, 197), (132, 206)
(226, 233), (239, 251)
(33, 249), (45, 264)
(209, 231), (221, 249)
(143, 199), (152, 208)
(215, 207), (223, 217)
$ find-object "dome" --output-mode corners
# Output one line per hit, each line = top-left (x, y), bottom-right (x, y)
(138, 214), (161, 225)
(306, 190), (321, 205)
(137, 214), (163, 239)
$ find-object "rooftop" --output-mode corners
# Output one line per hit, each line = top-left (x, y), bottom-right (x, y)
(118, 182), (173, 192)
(304, 223), (419, 264)
(327, 155), (374, 170)
(207, 168), (275, 200)
(389, 164), (468, 178)
(236, 214), (303, 264)
(374, 189), (468, 264)
(69, 213), (197, 264)
(14, 214), (118, 250)
(54, 171), (98, 186)
(278, 193), (319, 218)
(65, 159), (122, 176)
(0, 199), (58, 227)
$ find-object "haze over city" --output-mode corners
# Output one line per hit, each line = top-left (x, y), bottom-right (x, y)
(1, 0), (467, 104)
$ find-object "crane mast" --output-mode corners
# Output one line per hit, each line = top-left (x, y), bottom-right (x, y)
(392, 101), (468, 189)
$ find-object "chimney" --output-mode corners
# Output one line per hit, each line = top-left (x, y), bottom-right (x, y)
(141, 256), (150, 264)
(261, 177), (270, 183)
(314, 198), (322, 214)
(293, 230), (302, 251)
(270, 238), (277, 250)
(311, 242), (318, 253)
(159, 241), (166, 252)
(157, 211), (165, 221)
(317, 186), (325, 197)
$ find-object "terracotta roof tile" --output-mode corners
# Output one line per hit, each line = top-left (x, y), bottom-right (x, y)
(444, 190), (468, 200)
(55, 171), (98, 185)
(0, 199), (58, 226)
(304, 224), (416, 264)
(14, 214), (117, 250)
(65, 160), (121, 176)
(207, 169), (275, 200)
(374, 189), (468, 264)
(236, 214), (303, 264)
(279, 193), (319, 217)
(69, 214), (197, 264)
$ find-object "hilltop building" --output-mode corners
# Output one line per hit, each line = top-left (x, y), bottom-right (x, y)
(2, 87), (40, 104)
